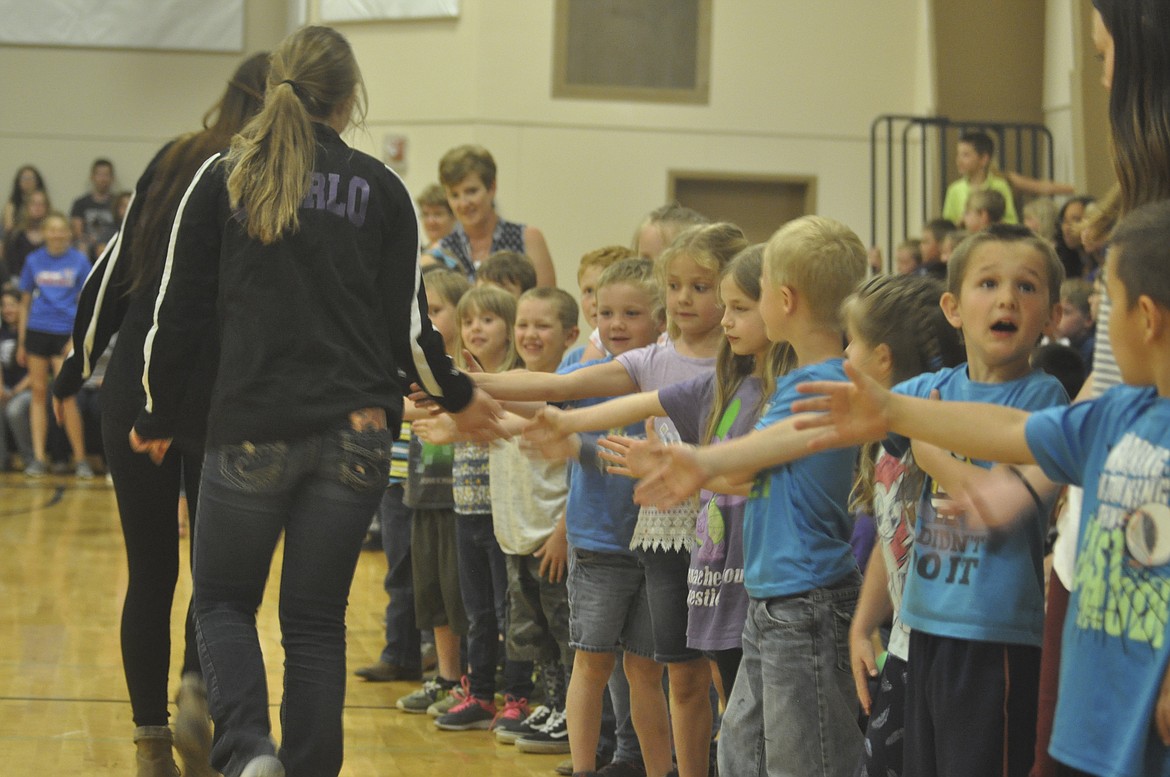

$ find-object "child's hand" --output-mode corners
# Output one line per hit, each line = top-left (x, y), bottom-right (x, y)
(533, 517), (568, 583)
(15, 343), (26, 368)
(461, 349), (484, 373)
(412, 414), (459, 446)
(520, 426), (580, 463)
(633, 444), (707, 509)
(792, 360), (893, 450)
(522, 406), (571, 449)
(450, 388), (511, 442)
(598, 430), (669, 480)
(407, 383), (444, 415)
(850, 627), (879, 715)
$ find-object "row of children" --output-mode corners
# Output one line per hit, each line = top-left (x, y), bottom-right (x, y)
(370, 178), (1117, 777)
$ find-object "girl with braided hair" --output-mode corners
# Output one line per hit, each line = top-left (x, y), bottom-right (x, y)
(842, 274), (964, 777)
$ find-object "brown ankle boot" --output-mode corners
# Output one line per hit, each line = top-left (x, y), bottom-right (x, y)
(174, 673), (216, 777)
(133, 726), (180, 777)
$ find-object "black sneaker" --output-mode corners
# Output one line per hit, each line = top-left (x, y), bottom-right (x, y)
(515, 708), (570, 754)
(597, 760), (647, 777)
(496, 704), (551, 744)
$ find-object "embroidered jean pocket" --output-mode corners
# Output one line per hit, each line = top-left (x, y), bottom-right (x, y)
(338, 428), (392, 491)
(218, 441), (288, 492)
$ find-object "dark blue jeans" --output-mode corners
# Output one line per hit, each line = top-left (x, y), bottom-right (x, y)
(378, 484), (421, 671)
(193, 426), (391, 777)
(454, 514), (533, 700)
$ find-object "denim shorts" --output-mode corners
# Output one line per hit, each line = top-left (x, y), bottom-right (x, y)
(567, 548), (654, 658)
(637, 546), (703, 663)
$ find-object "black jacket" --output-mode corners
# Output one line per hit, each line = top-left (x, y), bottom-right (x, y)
(123, 123), (471, 446)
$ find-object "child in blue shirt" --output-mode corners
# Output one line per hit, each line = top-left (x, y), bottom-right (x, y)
(790, 205), (1170, 777)
(544, 259), (669, 776)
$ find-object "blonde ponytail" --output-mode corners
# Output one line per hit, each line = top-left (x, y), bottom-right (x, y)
(224, 26), (365, 245)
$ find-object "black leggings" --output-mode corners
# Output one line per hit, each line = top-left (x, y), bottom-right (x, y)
(103, 407), (203, 727)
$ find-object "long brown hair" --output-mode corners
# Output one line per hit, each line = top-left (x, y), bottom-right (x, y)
(702, 245), (795, 445)
(127, 52), (269, 292)
(1085, 0), (1170, 244)
(225, 26), (366, 245)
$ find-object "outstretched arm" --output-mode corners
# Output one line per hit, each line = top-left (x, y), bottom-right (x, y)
(793, 360), (1036, 465)
(632, 415), (820, 508)
(474, 359), (637, 403)
(524, 391), (664, 450)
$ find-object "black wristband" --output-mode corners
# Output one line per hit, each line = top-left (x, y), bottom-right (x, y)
(1006, 465), (1046, 517)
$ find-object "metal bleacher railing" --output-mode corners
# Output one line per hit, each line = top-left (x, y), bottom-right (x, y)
(870, 114), (1055, 262)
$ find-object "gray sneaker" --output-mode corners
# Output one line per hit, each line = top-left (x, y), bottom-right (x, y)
(24, 459), (47, 478)
(75, 460), (95, 479)
(397, 677), (457, 714)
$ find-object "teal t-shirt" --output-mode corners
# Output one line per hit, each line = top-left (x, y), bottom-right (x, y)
(893, 365), (1067, 646)
(744, 358), (858, 598)
(1027, 386), (1170, 777)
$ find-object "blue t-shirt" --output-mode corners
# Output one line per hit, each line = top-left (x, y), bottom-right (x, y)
(745, 358), (858, 598)
(19, 246), (90, 335)
(894, 365), (1068, 646)
(1027, 385), (1170, 777)
(562, 356), (642, 554)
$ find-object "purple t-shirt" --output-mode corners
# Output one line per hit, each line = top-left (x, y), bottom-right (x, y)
(659, 372), (762, 651)
(617, 340), (716, 551)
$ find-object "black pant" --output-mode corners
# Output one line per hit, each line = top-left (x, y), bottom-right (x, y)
(103, 406), (203, 727)
(905, 631), (1040, 777)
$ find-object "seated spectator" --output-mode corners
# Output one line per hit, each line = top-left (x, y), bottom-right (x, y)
(918, 218), (955, 280)
(1053, 195), (1096, 279)
(70, 158), (118, 258)
(3, 164), (45, 235)
(894, 239), (922, 275)
(962, 189), (1007, 232)
(0, 289), (31, 469)
(1022, 197), (1059, 243)
(3, 189), (50, 283)
(1055, 278), (1095, 378)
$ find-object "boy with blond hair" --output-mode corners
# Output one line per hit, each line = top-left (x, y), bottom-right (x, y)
(571, 245), (637, 365)
(635, 216), (868, 776)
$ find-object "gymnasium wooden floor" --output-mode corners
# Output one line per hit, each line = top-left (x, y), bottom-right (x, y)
(0, 473), (564, 776)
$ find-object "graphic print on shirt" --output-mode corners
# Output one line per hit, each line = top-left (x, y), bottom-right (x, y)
(689, 397), (746, 608)
(1074, 433), (1170, 650)
(913, 456), (986, 587)
(873, 451), (920, 575)
(34, 268), (80, 290)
